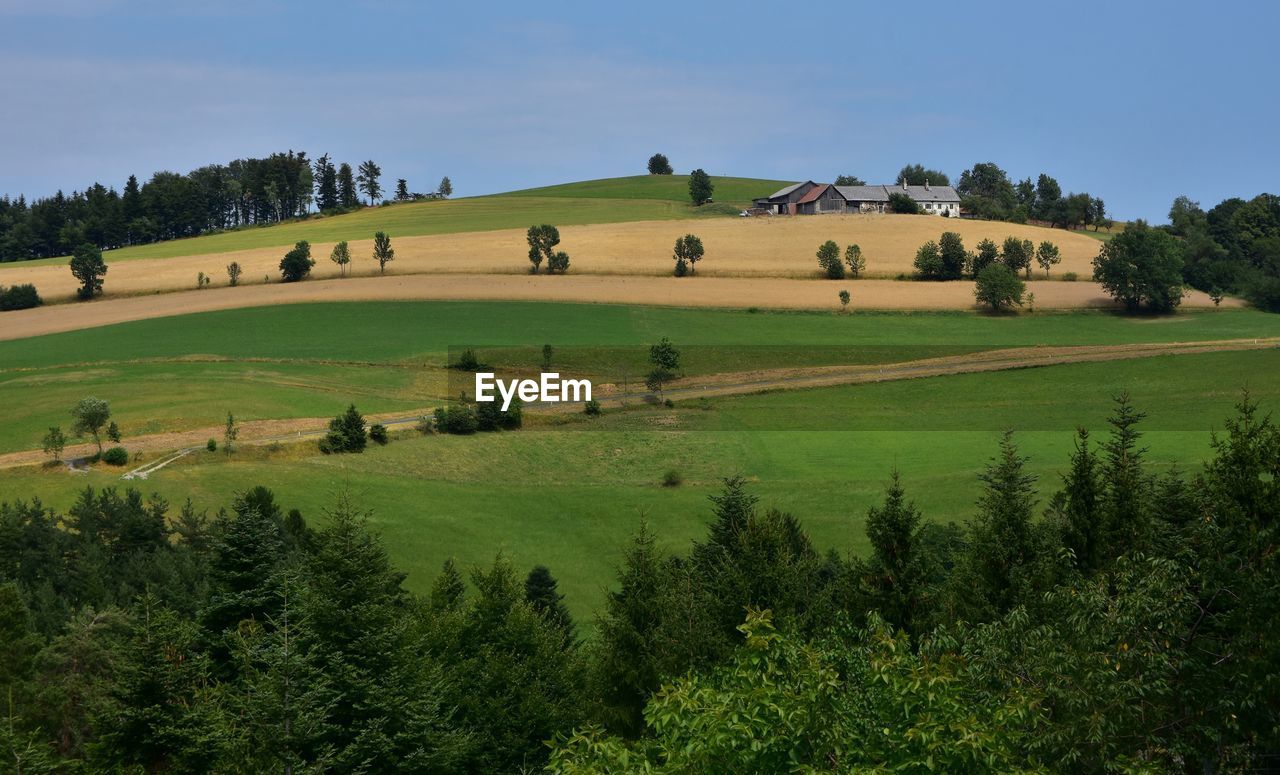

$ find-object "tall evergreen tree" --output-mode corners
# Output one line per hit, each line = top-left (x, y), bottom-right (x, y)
(312, 154), (338, 212)
(963, 431), (1042, 617)
(356, 160), (382, 205)
(1058, 428), (1103, 573)
(1100, 394), (1152, 561)
(524, 565), (574, 638)
(863, 472), (925, 633)
(200, 488), (288, 640)
(336, 163), (358, 209)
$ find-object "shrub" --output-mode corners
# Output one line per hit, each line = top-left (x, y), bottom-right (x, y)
(101, 447), (129, 466)
(433, 405), (478, 435)
(319, 403), (367, 454)
(673, 257), (689, 277)
(453, 348), (482, 371)
(369, 423), (389, 444)
(974, 264), (1026, 312)
(664, 398), (675, 408)
(547, 250), (571, 274)
(206, 438), (217, 452)
(416, 415), (435, 434)
(838, 289), (850, 310)
(1062, 271), (1079, 282)
(279, 240), (314, 282)
(913, 240), (945, 280)
(887, 192), (919, 214)
(0, 283), (42, 311)
(227, 261), (242, 286)
(1245, 275), (1280, 313)
(584, 399), (602, 416)
(662, 469), (683, 487)
(816, 240), (844, 279)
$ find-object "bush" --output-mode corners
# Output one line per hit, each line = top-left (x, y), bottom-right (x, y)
(453, 348), (483, 371)
(887, 192), (919, 214)
(673, 257), (689, 277)
(1062, 272), (1079, 282)
(913, 241), (945, 280)
(369, 423), (389, 444)
(0, 283), (42, 311)
(662, 469), (683, 487)
(416, 415), (435, 434)
(433, 405), (478, 435)
(206, 438), (217, 452)
(101, 447), (129, 466)
(816, 240), (844, 279)
(319, 403), (367, 454)
(279, 240), (314, 282)
(584, 399), (602, 416)
(974, 264), (1026, 312)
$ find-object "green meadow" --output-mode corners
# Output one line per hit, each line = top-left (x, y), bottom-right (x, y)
(18, 175), (791, 266)
(2, 302), (1279, 454)
(2, 299), (1278, 619)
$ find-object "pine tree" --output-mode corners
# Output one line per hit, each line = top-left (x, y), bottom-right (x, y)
(965, 431), (1041, 616)
(200, 489), (288, 639)
(524, 565), (575, 637)
(356, 160), (382, 205)
(336, 163), (357, 208)
(429, 558), (465, 613)
(1100, 393), (1151, 561)
(593, 519), (665, 736)
(313, 154), (338, 211)
(863, 472), (924, 633)
(697, 475), (758, 558)
(1059, 428), (1102, 573)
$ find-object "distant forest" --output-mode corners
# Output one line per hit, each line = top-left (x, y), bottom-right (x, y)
(0, 152), (413, 262)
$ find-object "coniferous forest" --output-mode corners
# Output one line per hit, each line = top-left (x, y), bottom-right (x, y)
(0, 394), (1277, 772)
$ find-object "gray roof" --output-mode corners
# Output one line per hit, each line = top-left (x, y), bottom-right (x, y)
(833, 185), (889, 202)
(765, 182), (808, 199)
(833, 184), (960, 203)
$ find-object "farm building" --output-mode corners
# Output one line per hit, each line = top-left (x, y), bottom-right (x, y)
(754, 180), (961, 216)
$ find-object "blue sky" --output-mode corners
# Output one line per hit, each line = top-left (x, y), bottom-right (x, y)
(0, 0), (1275, 221)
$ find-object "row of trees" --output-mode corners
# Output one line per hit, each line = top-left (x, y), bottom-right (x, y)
(913, 231), (1061, 281)
(1, 394), (1276, 770)
(1167, 191), (1280, 311)
(0, 153), (448, 262)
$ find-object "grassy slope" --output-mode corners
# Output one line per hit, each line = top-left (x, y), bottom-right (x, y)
(19, 175), (792, 266)
(3, 302), (1279, 454)
(2, 348), (1274, 621)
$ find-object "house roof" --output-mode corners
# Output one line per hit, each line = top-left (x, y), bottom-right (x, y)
(794, 183), (831, 205)
(833, 184), (961, 203)
(834, 185), (890, 202)
(765, 181), (811, 200)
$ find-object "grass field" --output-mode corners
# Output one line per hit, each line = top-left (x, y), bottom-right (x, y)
(4, 302), (1280, 455)
(2, 346), (1275, 622)
(11, 176), (792, 267)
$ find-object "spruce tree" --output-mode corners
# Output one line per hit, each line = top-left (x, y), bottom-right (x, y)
(1059, 428), (1102, 573)
(200, 490), (288, 639)
(1100, 393), (1151, 561)
(429, 558), (465, 613)
(863, 472), (925, 633)
(965, 431), (1040, 616)
(524, 565), (575, 637)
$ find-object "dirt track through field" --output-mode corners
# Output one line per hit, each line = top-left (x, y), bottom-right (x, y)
(3, 337), (1273, 470)
(0, 274), (1238, 342)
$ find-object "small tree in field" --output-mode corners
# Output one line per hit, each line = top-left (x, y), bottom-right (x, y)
(844, 244), (865, 278)
(43, 426), (66, 462)
(106, 422), (121, 443)
(227, 261), (242, 287)
(373, 232), (394, 274)
(395, 178), (409, 201)
(1036, 241), (1061, 277)
(224, 412), (238, 455)
(646, 337), (681, 397)
(527, 224), (561, 273)
(1000, 236), (1033, 278)
(913, 240), (945, 280)
(70, 243), (107, 299)
(279, 240), (314, 282)
(688, 169), (714, 206)
(330, 240), (352, 276)
(817, 240), (844, 279)
(974, 264), (1025, 312)
(839, 289), (850, 311)
(673, 234), (705, 275)
(647, 153), (673, 175)
(70, 397), (111, 455)
(320, 404), (367, 454)
(438, 176), (453, 198)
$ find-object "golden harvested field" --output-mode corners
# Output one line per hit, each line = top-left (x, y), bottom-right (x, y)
(0, 214), (1105, 301)
(0, 274), (1238, 342)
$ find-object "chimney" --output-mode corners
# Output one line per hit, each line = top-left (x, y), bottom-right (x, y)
(901, 179), (908, 190)
(925, 180), (931, 191)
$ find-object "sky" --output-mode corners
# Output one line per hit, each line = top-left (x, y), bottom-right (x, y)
(0, 0), (1276, 222)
